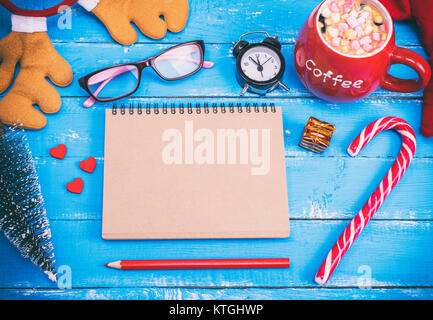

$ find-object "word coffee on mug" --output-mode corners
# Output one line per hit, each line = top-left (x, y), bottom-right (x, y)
(294, 0), (431, 103)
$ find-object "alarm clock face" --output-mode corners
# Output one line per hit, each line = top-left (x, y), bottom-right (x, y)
(239, 45), (282, 83)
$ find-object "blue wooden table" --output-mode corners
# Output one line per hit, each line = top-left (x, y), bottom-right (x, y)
(1, 0), (433, 300)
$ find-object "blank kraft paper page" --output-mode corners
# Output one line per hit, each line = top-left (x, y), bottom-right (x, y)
(102, 105), (289, 239)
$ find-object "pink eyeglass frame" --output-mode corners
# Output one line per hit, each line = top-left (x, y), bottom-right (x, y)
(78, 40), (214, 108)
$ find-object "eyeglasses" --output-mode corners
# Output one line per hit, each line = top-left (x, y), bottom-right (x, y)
(78, 40), (214, 107)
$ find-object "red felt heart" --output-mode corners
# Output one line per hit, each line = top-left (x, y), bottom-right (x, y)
(66, 178), (83, 194)
(50, 144), (67, 160)
(79, 157), (96, 173)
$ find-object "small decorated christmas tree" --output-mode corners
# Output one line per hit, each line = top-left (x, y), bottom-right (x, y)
(0, 126), (56, 281)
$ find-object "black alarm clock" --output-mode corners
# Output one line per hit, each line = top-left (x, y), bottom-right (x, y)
(232, 31), (290, 96)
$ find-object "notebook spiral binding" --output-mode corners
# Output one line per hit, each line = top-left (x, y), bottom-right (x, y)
(111, 102), (277, 115)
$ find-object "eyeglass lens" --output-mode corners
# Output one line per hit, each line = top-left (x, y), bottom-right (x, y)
(87, 65), (139, 101)
(153, 43), (203, 80)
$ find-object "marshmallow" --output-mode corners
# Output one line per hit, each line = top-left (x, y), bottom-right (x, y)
(372, 32), (380, 41)
(331, 37), (342, 47)
(331, 12), (341, 23)
(344, 29), (357, 40)
(322, 7), (331, 18)
(357, 17), (366, 25)
(355, 26), (364, 37)
(362, 43), (373, 52)
(328, 27), (339, 37)
(338, 22), (349, 32)
(359, 35), (372, 45)
(350, 40), (360, 51)
(347, 16), (358, 28)
(319, 0), (388, 56)
(364, 25), (373, 34)
(360, 11), (370, 19)
(330, 1), (339, 12)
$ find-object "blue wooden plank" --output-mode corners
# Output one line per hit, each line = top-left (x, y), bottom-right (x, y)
(0, 1), (423, 46)
(27, 155), (433, 220)
(1, 220), (433, 288)
(23, 98), (432, 159)
(1, 287), (433, 300)
(1, 43), (427, 99)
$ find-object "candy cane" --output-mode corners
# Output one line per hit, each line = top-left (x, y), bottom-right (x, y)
(315, 117), (416, 285)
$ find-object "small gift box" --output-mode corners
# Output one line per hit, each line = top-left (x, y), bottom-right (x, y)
(299, 117), (336, 154)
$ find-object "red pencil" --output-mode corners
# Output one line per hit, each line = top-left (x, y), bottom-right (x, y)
(105, 258), (290, 270)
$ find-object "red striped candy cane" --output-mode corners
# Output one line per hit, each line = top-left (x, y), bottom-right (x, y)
(315, 117), (416, 285)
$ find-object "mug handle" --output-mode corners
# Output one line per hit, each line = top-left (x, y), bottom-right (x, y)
(381, 46), (431, 93)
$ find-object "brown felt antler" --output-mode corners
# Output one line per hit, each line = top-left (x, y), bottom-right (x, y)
(78, 0), (189, 45)
(0, 16), (73, 129)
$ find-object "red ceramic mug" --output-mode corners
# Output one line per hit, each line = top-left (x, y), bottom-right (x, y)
(294, 0), (431, 103)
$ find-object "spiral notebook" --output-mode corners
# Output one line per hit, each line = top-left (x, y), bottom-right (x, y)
(102, 102), (289, 239)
